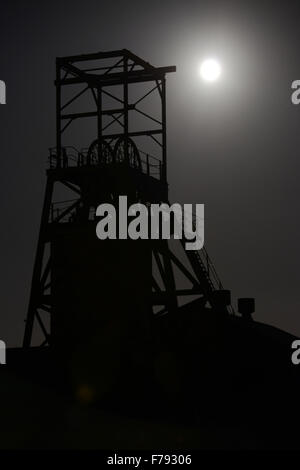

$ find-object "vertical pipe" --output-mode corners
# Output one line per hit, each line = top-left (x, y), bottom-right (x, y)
(56, 60), (61, 168)
(161, 77), (167, 183)
(97, 86), (102, 163)
(124, 56), (129, 164)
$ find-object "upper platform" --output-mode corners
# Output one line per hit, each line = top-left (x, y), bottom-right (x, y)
(55, 49), (176, 87)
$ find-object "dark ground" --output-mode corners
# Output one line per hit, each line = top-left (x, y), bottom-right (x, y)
(1, 306), (299, 450)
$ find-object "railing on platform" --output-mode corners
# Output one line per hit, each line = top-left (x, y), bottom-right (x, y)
(48, 146), (162, 180)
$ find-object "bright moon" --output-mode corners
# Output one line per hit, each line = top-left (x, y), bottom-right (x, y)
(200, 59), (221, 82)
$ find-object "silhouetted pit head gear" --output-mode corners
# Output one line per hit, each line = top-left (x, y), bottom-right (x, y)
(87, 137), (142, 171)
(87, 140), (114, 165)
(113, 136), (142, 170)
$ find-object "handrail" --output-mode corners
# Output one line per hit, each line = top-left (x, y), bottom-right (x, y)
(182, 210), (235, 313)
(48, 145), (163, 180)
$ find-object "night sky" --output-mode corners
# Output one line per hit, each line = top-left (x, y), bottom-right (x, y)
(0, 0), (300, 345)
